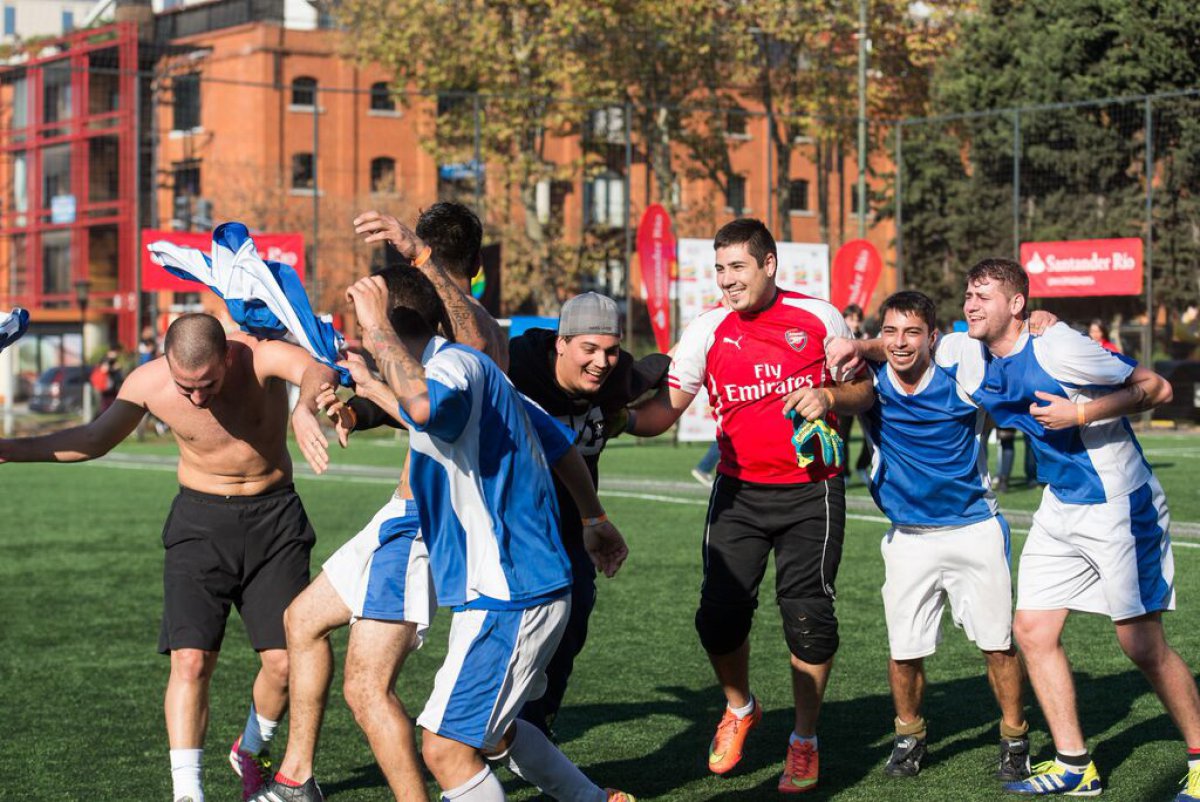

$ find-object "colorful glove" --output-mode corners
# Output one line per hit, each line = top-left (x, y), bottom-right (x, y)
(786, 411), (844, 469)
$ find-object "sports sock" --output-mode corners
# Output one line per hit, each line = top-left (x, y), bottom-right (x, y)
(442, 766), (506, 801)
(1000, 720), (1029, 740)
(728, 695), (756, 719)
(504, 719), (606, 802)
(895, 716), (927, 741)
(1056, 749), (1090, 771)
(789, 733), (818, 749)
(169, 748), (204, 802)
(239, 701), (279, 755)
(274, 772), (305, 787)
(1187, 746), (1200, 771)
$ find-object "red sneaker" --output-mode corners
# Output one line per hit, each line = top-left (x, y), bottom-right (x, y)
(778, 739), (819, 794)
(707, 702), (762, 775)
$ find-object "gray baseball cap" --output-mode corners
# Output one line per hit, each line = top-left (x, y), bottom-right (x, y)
(558, 292), (621, 337)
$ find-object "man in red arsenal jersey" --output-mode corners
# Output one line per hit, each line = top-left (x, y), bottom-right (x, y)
(632, 219), (873, 794)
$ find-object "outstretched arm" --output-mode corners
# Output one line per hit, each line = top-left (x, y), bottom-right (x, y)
(0, 368), (149, 463)
(625, 385), (695, 437)
(353, 210), (508, 371)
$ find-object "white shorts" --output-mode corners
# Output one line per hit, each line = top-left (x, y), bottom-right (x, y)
(321, 496), (435, 642)
(417, 596), (569, 750)
(881, 515), (1014, 659)
(1017, 477), (1175, 621)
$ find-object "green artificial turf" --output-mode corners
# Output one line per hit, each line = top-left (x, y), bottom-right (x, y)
(1, 433), (1196, 800)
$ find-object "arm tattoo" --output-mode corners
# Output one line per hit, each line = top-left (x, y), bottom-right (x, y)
(365, 326), (429, 406)
(419, 260), (495, 357)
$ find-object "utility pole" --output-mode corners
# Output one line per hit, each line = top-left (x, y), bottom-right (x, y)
(857, 0), (868, 238)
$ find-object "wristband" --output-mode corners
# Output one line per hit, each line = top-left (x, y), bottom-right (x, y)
(581, 514), (608, 527)
(624, 408), (638, 434)
(412, 245), (432, 267)
(1076, 402), (1087, 427)
(344, 405), (358, 429)
(821, 388), (835, 409)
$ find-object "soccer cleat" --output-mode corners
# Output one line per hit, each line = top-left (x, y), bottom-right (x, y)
(229, 735), (272, 799)
(605, 790), (638, 802)
(1003, 760), (1101, 795)
(884, 734), (927, 778)
(707, 702), (761, 775)
(997, 737), (1032, 781)
(249, 776), (325, 802)
(778, 739), (819, 793)
(1177, 763), (1200, 802)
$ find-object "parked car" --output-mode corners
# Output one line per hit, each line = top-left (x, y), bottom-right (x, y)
(1153, 360), (1200, 424)
(29, 365), (92, 414)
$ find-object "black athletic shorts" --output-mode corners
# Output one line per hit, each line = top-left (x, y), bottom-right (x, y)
(158, 483), (315, 654)
(701, 473), (847, 610)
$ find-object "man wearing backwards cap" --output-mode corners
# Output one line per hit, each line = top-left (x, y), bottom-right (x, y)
(507, 292), (670, 738)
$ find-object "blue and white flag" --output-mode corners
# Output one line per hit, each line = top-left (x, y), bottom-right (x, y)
(0, 307), (29, 354)
(147, 223), (349, 384)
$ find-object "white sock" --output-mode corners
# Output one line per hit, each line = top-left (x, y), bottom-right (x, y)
(505, 719), (606, 802)
(790, 733), (818, 749)
(728, 695), (756, 719)
(256, 712), (279, 745)
(442, 765), (506, 801)
(169, 748), (204, 802)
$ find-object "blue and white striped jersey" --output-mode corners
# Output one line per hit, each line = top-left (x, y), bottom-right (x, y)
(396, 337), (574, 611)
(861, 361), (996, 527)
(936, 324), (1146, 504)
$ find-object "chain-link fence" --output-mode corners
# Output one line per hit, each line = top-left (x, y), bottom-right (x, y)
(895, 91), (1200, 362)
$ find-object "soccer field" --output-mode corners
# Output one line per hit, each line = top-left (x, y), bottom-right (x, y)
(1, 433), (1197, 801)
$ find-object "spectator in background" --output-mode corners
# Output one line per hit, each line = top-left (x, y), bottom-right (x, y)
(839, 304), (874, 486)
(138, 326), (159, 366)
(1089, 319), (1120, 353)
(90, 347), (124, 417)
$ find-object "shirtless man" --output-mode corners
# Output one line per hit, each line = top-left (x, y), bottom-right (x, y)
(0, 313), (337, 802)
(257, 203), (504, 802)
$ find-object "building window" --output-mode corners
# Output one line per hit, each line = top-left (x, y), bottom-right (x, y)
(42, 144), (71, 206)
(788, 179), (810, 213)
(587, 106), (625, 143)
(370, 82), (395, 112)
(172, 161), (200, 229)
(173, 73), (200, 130)
(4, 6), (16, 36)
(291, 76), (317, 107)
(726, 175), (746, 213)
(370, 157), (396, 193)
(62, 10), (74, 31)
(42, 231), (72, 296)
(292, 153), (314, 190)
(726, 109), (748, 138)
(43, 63), (72, 125)
(584, 172), (625, 228)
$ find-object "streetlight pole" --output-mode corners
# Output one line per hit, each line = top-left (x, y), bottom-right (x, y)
(74, 279), (92, 422)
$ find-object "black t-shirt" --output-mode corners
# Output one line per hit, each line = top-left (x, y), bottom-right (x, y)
(507, 328), (668, 566)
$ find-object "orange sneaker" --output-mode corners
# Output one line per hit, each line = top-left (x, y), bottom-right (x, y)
(707, 702), (762, 775)
(604, 791), (637, 802)
(778, 739), (819, 794)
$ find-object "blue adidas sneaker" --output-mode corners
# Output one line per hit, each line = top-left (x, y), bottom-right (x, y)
(1003, 760), (1101, 796)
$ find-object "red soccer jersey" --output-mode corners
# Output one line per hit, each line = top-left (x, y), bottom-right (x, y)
(669, 288), (851, 484)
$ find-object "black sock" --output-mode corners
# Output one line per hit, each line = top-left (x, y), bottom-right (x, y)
(1056, 751), (1090, 771)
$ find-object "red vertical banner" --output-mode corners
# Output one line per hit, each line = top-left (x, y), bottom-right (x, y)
(830, 239), (882, 312)
(636, 204), (676, 352)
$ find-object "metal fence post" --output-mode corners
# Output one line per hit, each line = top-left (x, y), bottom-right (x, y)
(311, 86), (320, 306)
(1144, 96), (1154, 366)
(895, 123), (903, 291)
(1012, 110), (1021, 259)
(623, 100), (633, 346)
(473, 92), (483, 217)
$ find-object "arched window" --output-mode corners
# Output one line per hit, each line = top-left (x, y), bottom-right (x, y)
(291, 76), (317, 107)
(369, 82), (394, 112)
(370, 157), (396, 193)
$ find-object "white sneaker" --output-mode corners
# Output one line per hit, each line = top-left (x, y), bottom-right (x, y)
(691, 468), (714, 487)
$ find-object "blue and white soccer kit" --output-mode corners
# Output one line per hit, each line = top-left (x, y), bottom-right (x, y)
(862, 361), (1013, 658)
(321, 496), (434, 640)
(397, 337), (576, 749)
(937, 324), (1175, 620)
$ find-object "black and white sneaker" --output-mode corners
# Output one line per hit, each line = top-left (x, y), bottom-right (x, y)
(996, 736), (1031, 781)
(884, 734), (927, 777)
(249, 777), (325, 802)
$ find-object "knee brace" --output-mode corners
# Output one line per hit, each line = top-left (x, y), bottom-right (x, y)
(695, 602), (754, 656)
(779, 596), (839, 664)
